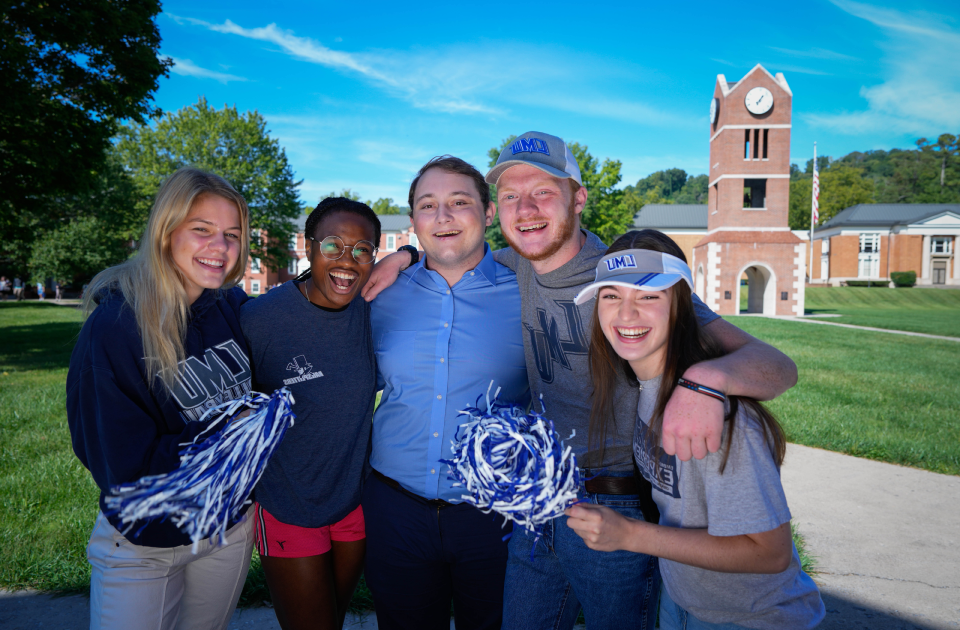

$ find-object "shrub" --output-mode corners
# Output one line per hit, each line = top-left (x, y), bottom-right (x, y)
(890, 271), (916, 287)
(844, 281), (889, 287)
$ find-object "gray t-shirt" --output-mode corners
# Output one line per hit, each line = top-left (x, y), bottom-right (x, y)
(240, 281), (376, 528)
(634, 375), (824, 629)
(494, 231), (719, 471)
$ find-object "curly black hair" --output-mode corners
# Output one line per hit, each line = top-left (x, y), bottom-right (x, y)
(304, 197), (382, 246)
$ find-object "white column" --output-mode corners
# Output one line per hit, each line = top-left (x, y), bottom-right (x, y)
(793, 243), (806, 316)
(921, 235), (931, 283)
(707, 243), (722, 312)
(952, 238), (959, 284)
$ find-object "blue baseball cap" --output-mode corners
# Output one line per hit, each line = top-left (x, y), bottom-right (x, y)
(485, 131), (582, 186)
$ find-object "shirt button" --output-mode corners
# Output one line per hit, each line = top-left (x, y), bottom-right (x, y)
(443, 322), (448, 328)
(446, 289), (450, 294)
(437, 394), (442, 400)
(470, 272), (475, 276)
(433, 432), (439, 437)
(431, 468), (436, 474)
(440, 357), (444, 363)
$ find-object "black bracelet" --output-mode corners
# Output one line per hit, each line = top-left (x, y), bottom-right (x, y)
(397, 244), (419, 267)
(677, 378), (726, 402)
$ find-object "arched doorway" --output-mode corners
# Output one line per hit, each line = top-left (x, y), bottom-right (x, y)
(695, 264), (705, 300)
(738, 264), (776, 315)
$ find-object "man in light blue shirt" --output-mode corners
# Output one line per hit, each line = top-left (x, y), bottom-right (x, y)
(363, 156), (528, 630)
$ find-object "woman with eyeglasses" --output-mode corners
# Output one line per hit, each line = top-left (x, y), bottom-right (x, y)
(239, 197), (381, 630)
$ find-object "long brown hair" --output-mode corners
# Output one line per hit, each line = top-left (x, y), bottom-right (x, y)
(588, 229), (786, 472)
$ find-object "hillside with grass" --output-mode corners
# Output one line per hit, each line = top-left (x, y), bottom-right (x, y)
(804, 286), (960, 337)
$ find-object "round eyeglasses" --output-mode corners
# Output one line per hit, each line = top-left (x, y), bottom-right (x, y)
(307, 235), (378, 265)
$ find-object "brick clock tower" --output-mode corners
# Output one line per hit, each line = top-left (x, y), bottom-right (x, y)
(692, 64), (806, 316)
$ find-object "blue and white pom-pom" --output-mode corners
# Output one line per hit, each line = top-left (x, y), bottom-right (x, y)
(105, 388), (296, 552)
(441, 384), (580, 542)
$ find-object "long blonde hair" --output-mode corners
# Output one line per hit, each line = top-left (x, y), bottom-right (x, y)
(82, 167), (250, 390)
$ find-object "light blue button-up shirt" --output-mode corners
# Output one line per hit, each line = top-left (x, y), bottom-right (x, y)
(370, 245), (529, 502)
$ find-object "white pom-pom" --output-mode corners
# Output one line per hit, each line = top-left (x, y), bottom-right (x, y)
(105, 388), (296, 553)
(441, 383), (580, 541)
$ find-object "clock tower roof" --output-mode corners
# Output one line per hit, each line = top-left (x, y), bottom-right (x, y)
(717, 64), (792, 99)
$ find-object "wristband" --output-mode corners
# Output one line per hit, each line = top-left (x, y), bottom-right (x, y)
(398, 244), (419, 267)
(677, 378), (726, 402)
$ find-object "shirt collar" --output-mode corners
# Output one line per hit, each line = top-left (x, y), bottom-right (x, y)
(406, 243), (497, 290)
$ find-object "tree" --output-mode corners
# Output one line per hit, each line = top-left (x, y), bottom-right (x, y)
(1, 0), (171, 272)
(369, 198), (405, 215)
(486, 136), (635, 247)
(789, 163), (875, 230)
(28, 152), (140, 285)
(116, 98), (302, 270)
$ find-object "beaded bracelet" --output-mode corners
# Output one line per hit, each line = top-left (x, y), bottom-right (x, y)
(677, 377), (726, 402)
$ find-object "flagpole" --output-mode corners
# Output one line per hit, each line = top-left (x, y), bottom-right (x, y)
(808, 142), (818, 284)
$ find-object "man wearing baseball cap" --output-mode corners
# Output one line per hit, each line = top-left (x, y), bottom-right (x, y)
(484, 131), (798, 630)
(363, 131), (798, 629)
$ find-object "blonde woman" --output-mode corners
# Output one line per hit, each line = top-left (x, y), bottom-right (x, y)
(68, 168), (256, 630)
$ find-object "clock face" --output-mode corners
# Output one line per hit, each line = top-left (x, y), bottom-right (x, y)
(710, 97), (718, 124)
(745, 87), (773, 115)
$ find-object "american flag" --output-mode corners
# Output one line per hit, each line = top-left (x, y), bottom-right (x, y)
(811, 144), (820, 225)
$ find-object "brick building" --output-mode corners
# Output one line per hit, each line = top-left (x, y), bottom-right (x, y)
(810, 204), (960, 286)
(689, 64), (805, 316)
(239, 213), (416, 294)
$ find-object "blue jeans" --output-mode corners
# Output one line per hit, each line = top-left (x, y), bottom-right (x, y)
(659, 583), (749, 630)
(501, 471), (660, 630)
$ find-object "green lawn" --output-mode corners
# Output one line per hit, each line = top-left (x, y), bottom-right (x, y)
(728, 315), (960, 475)
(804, 286), (960, 337)
(3, 301), (956, 597)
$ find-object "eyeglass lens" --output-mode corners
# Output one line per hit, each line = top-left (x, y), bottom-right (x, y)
(319, 236), (376, 264)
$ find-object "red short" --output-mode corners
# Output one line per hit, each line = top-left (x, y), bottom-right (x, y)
(253, 503), (365, 558)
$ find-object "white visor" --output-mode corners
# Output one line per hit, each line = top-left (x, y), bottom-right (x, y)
(574, 249), (694, 305)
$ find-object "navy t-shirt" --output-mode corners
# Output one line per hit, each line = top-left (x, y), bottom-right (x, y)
(240, 281), (376, 528)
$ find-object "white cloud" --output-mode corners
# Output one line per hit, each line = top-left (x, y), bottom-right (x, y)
(172, 15), (683, 126)
(770, 47), (859, 61)
(805, 0), (960, 135)
(169, 57), (247, 83)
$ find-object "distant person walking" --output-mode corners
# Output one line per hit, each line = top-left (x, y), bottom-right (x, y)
(13, 277), (23, 301)
(54, 281), (63, 302)
(0, 276), (8, 301)
(36, 281), (45, 301)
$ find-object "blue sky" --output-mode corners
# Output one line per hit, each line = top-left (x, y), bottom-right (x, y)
(153, 0), (960, 206)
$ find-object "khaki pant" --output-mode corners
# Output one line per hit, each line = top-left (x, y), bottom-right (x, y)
(87, 509), (254, 630)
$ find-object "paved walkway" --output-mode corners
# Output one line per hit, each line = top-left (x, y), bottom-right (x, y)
(780, 316), (960, 343)
(2, 444), (957, 629)
(782, 444), (960, 629)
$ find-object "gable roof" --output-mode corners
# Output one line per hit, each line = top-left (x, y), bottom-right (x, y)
(717, 64), (792, 98)
(633, 204), (708, 230)
(819, 204), (960, 229)
(377, 214), (412, 231)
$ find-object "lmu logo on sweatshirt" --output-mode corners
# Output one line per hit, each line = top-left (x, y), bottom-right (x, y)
(170, 339), (252, 422)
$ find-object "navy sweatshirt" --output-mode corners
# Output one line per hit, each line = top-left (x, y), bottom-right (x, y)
(67, 286), (252, 548)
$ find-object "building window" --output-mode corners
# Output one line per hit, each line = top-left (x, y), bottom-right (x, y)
(931, 237), (952, 254)
(858, 233), (881, 278)
(753, 129), (760, 160)
(744, 130), (750, 160)
(822, 238), (830, 254)
(251, 280), (261, 294)
(251, 257), (261, 273)
(762, 129), (769, 159)
(409, 233), (418, 249)
(386, 234), (396, 250)
(743, 179), (766, 208)
(289, 234), (298, 250)
(288, 258), (298, 274)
